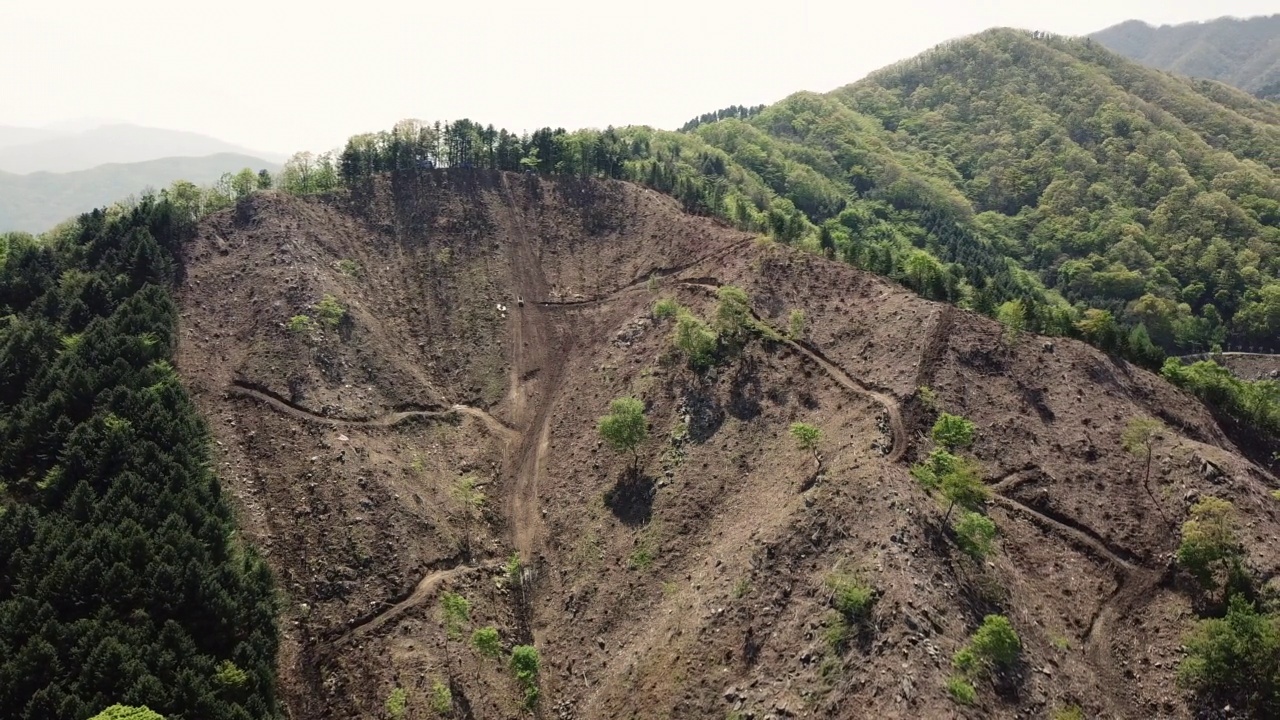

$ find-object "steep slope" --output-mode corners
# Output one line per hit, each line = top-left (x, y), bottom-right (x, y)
(176, 171), (1280, 719)
(0, 123), (283, 174)
(0, 153), (280, 233)
(1091, 15), (1280, 100)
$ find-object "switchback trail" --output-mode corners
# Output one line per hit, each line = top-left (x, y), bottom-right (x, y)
(677, 280), (909, 463)
(227, 380), (517, 440)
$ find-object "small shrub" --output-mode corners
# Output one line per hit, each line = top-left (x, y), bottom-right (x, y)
(627, 545), (655, 571)
(674, 310), (717, 368)
(788, 309), (806, 339)
(440, 591), (470, 639)
(955, 512), (997, 559)
(386, 687), (408, 719)
(653, 298), (680, 319)
(946, 675), (976, 705)
(789, 422), (822, 464)
(1051, 706), (1085, 720)
(1178, 595), (1280, 714)
(336, 259), (361, 277)
(714, 285), (752, 340)
(823, 612), (852, 653)
(1050, 635), (1072, 651)
(505, 552), (523, 587)
(287, 314), (315, 333)
(917, 385), (938, 411)
(826, 572), (874, 621)
(314, 294), (345, 328)
(954, 615), (1021, 677)
(472, 626), (502, 658)
(1272, 489), (1280, 501)
(1177, 496), (1243, 595)
(931, 413), (976, 450)
(510, 645), (541, 709)
(427, 679), (451, 715)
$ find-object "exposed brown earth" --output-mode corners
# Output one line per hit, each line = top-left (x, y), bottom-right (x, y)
(175, 170), (1280, 720)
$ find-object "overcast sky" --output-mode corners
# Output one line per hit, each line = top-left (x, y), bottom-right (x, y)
(1, 0), (1275, 156)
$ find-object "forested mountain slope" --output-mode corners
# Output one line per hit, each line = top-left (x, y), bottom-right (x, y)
(325, 30), (1279, 361)
(1091, 15), (1280, 101)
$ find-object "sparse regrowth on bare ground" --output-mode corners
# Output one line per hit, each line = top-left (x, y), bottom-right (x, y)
(472, 626), (502, 658)
(955, 511), (998, 559)
(787, 309), (806, 339)
(598, 396), (648, 470)
(428, 679), (452, 715)
(509, 645), (541, 709)
(946, 675), (977, 705)
(287, 314), (315, 333)
(314, 294), (345, 328)
(713, 285), (752, 343)
(440, 591), (471, 640)
(1122, 417), (1163, 494)
(653, 297), (680, 319)
(450, 475), (486, 558)
(1178, 595), (1280, 716)
(385, 687), (408, 719)
(931, 413), (976, 451)
(1177, 497), (1244, 597)
(953, 615), (1021, 683)
(917, 385), (938, 412)
(789, 422), (822, 466)
(673, 309), (718, 369)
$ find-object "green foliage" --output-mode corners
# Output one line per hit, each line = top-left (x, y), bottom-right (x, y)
(335, 259), (361, 277)
(287, 314), (315, 333)
(440, 592), (471, 639)
(1051, 705), (1085, 720)
(955, 512), (998, 559)
(945, 676), (977, 705)
(1162, 359), (1280, 440)
(505, 552), (523, 587)
(826, 572), (874, 621)
(1177, 497), (1244, 595)
(213, 660), (249, 688)
(472, 626), (502, 658)
(673, 310), (717, 369)
(823, 612), (852, 653)
(653, 297), (680, 319)
(953, 615), (1021, 678)
(1122, 417), (1162, 457)
(931, 413), (976, 450)
(597, 396), (648, 466)
(714, 285), (752, 341)
(313, 294), (345, 328)
(787, 309), (806, 339)
(1178, 595), (1280, 715)
(0, 196), (280, 719)
(917, 385), (938, 412)
(509, 645), (541, 709)
(451, 476), (485, 557)
(88, 707), (165, 720)
(789, 422), (822, 458)
(429, 680), (452, 715)
(385, 686), (408, 719)
(995, 299), (1027, 341)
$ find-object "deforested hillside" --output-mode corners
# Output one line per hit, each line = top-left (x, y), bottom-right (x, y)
(1090, 15), (1280, 101)
(174, 170), (1280, 719)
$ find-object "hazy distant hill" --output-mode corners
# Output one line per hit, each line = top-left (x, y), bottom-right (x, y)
(0, 125), (59, 150)
(0, 123), (285, 174)
(1090, 15), (1280, 100)
(0, 153), (279, 232)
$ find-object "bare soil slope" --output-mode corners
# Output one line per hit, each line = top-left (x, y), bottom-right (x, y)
(176, 171), (1280, 720)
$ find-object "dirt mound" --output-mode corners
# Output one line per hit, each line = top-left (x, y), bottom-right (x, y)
(176, 170), (1280, 719)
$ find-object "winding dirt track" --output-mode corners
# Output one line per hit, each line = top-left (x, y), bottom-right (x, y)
(675, 280), (909, 463)
(227, 381), (516, 441)
(333, 561), (502, 645)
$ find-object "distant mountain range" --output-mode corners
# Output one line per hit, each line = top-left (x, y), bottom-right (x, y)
(0, 123), (285, 175)
(0, 153), (280, 233)
(1090, 14), (1280, 100)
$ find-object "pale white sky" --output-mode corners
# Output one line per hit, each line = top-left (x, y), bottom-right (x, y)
(1, 1), (1275, 156)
